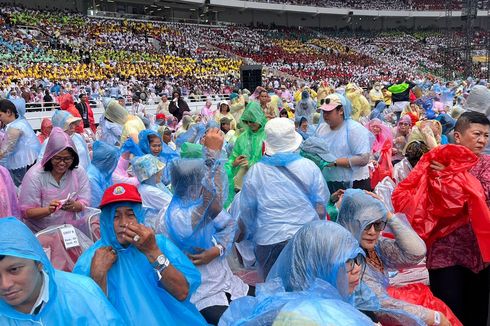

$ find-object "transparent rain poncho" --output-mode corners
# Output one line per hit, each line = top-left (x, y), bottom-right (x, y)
(39, 110), (91, 170)
(0, 98), (40, 170)
(132, 154), (172, 229)
(239, 153), (329, 247)
(156, 148), (234, 254)
(314, 94), (374, 184)
(0, 217), (123, 325)
(337, 189), (428, 325)
(73, 202), (207, 326)
(219, 221), (377, 326)
(87, 141), (120, 207)
(19, 127), (91, 232)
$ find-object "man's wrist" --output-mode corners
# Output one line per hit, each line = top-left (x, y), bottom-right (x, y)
(145, 248), (163, 264)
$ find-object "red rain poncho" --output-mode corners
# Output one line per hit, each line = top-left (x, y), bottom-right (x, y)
(392, 144), (490, 261)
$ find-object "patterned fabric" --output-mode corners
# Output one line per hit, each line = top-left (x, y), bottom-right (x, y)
(427, 155), (490, 273)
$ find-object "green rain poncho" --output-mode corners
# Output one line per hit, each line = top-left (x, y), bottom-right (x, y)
(225, 102), (267, 207)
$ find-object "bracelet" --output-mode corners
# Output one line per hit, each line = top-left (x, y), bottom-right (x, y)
(333, 161), (337, 167)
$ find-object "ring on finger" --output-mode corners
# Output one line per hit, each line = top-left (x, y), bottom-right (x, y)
(133, 235), (141, 242)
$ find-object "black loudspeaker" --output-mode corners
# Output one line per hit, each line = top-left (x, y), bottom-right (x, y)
(240, 65), (262, 91)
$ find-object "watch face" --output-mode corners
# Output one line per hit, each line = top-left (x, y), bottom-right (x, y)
(157, 255), (166, 265)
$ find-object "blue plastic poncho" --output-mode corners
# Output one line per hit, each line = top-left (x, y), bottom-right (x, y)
(267, 221), (370, 300)
(87, 141), (120, 207)
(157, 148), (233, 254)
(0, 217), (123, 325)
(132, 129), (179, 185)
(337, 189), (427, 325)
(314, 94), (373, 185)
(219, 221), (376, 326)
(1, 98), (40, 170)
(73, 202), (207, 326)
(175, 123), (207, 148)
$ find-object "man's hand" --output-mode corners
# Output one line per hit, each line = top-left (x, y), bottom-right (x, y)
(203, 127), (224, 151)
(91, 246), (117, 276)
(430, 160), (445, 172)
(123, 223), (161, 262)
(188, 247), (220, 266)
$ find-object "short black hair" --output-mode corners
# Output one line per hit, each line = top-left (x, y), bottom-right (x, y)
(0, 99), (18, 119)
(0, 255), (4, 261)
(44, 147), (79, 171)
(148, 134), (161, 143)
(454, 111), (490, 134)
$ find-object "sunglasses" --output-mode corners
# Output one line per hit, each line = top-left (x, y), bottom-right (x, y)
(345, 253), (365, 273)
(364, 220), (387, 232)
(242, 120), (252, 124)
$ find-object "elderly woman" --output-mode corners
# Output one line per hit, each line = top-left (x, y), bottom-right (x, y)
(220, 221), (376, 325)
(19, 127), (90, 232)
(337, 189), (455, 326)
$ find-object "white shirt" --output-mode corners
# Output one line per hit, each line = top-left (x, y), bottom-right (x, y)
(30, 271), (49, 314)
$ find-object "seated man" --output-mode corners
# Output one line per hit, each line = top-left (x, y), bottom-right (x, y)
(0, 217), (123, 325)
(74, 183), (207, 326)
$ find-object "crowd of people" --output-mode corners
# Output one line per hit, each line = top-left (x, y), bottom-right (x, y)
(0, 63), (489, 325)
(0, 6), (488, 98)
(248, 0), (488, 11)
(0, 4), (490, 326)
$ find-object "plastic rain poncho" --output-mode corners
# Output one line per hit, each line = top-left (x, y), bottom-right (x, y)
(87, 141), (120, 207)
(132, 154), (172, 229)
(0, 165), (19, 218)
(314, 94), (374, 185)
(294, 90), (316, 122)
(19, 127), (91, 232)
(156, 148), (231, 253)
(0, 98), (40, 170)
(138, 129), (179, 185)
(225, 102), (267, 206)
(38, 110), (91, 170)
(240, 153), (329, 247)
(337, 189), (428, 325)
(155, 148), (249, 311)
(219, 221), (376, 326)
(0, 217), (123, 325)
(73, 202), (207, 326)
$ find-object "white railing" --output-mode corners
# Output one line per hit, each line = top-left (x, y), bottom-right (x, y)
(24, 95), (231, 130)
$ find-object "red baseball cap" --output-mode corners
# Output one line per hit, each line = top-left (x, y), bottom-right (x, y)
(155, 113), (166, 121)
(99, 183), (142, 208)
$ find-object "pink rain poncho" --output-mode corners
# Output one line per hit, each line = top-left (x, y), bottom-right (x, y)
(367, 119), (394, 189)
(0, 165), (19, 218)
(19, 127), (90, 232)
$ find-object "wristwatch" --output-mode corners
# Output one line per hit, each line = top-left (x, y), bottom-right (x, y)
(433, 311), (441, 326)
(152, 254), (170, 273)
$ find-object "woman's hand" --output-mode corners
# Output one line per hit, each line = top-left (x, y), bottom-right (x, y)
(61, 199), (83, 212)
(48, 199), (61, 214)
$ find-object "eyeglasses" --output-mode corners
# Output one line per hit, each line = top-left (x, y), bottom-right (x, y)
(345, 253), (365, 273)
(51, 156), (74, 164)
(364, 220), (387, 232)
(399, 122), (410, 126)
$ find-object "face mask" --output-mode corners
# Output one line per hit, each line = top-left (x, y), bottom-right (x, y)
(375, 86), (381, 91)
